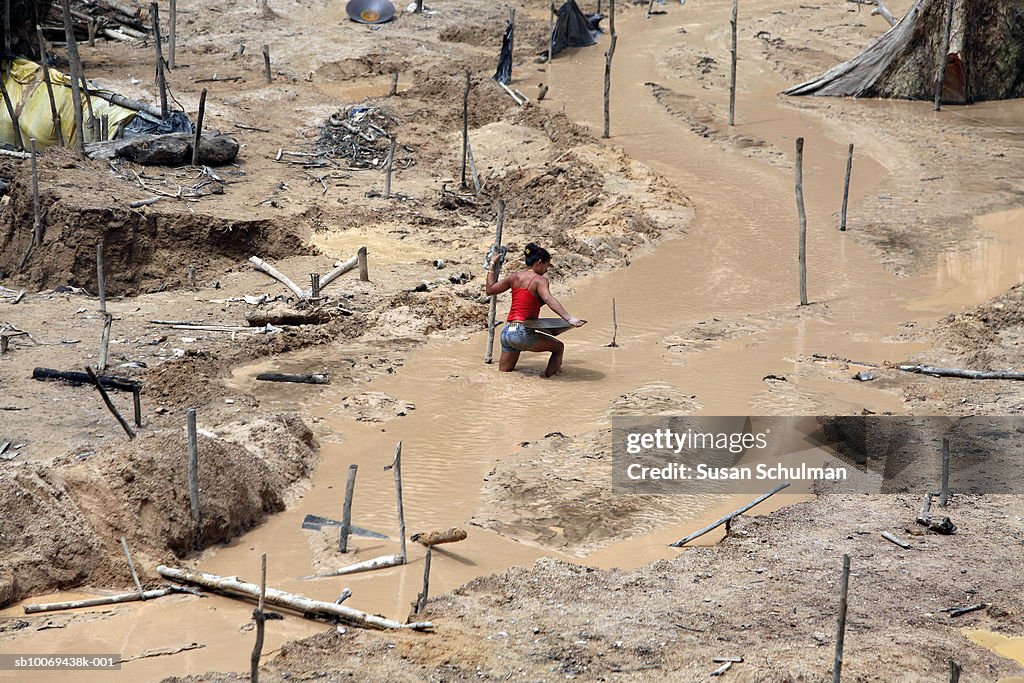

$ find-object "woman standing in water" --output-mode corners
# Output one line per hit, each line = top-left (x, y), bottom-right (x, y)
(486, 243), (587, 376)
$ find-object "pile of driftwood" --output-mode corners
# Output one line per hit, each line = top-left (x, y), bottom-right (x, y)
(42, 0), (152, 45)
(309, 106), (413, 171)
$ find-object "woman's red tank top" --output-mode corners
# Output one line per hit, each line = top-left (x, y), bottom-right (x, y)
(507, 273), (543, 321)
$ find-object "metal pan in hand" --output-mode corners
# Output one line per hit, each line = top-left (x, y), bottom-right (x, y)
(523, 318), (576, 336)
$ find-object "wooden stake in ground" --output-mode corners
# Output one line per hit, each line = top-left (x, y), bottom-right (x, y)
(484, 199), (506, 364)
(607, 298), (618, 347)
(96, 242), (106, 313)
(339, 464), (358, 553)
(933, 0), (955, 112)
(30, 139), (41, 246)
(59, 0), (86, 156)
(832, 554), (851, 683)
(389, 71), (398, 96)
(461, 68), (470, 189)
(262, 44), (272, 84)
(192, 88), (207, 166)
(548, 1), (555, 62)
(384, 136), (397, 198)
(949, 659), (961, 683)
(795, 136), (808, 306)
(37, 28), (65, 147)
(670, 482), (790, 547)
(169, 0), (177, 69)
(120, 536), (146, 599)
(602, 0), (616, 139)
(151, 3), (169, 120)
(85, 366), (136, 439)
(187, 407), (201, 543)
(357, 246), (369, 281)
(384, 442), (406, 562)
(728, 0), (738, 126)
(0, 74), (24, 151)
(250, 553), (267, 683)
(415, 546), (432, 614)
(839, 143), (853, 231)
(98, 313), (113, 373)
(88, 17), (96, 46)
(309, 273), (320, 299)
(940, 437), (950, 508)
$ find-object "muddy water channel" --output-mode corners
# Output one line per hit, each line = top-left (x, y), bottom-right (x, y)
(5, 6), (1024, 682)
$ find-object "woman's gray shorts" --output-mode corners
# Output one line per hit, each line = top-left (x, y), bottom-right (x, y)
(501, 322), (540, 353)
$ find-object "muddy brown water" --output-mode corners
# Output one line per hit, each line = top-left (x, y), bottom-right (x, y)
(4, 6), (1024, 681)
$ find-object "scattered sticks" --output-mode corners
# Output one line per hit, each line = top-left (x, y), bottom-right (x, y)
(602, 0), (616, 139)
(795, 137), (808, 306)
(339, 464), (358, 553)
(670, 482), (790, 547)
(945, 603), (985, 618)
(840, 143), (854, 231)
(85, 365), (136, 439)
(484, 199), (506, 364)
(832, 554), (850, 683)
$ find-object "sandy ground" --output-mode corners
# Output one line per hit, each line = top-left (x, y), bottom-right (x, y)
(1, 0), (1023, 680)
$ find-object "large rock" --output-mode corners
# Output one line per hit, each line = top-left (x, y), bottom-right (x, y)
(87, 133), (240, 166)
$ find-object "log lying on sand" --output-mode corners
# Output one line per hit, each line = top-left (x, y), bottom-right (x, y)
(411, 528), (468, 547)
(255, 372), (330, 385)
(157, 565), (431, 630)
(86, 133), (239, 165)
(33, 367), (141, 392)
(897, 365), (1024, 381)
(25, 588), (177, 614)
(670, 482), (791, 547)
(245, 305), (340, 327)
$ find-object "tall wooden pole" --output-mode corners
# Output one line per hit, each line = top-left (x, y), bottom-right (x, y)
(250, 553), (267, 683)
(37, 28), (65, 147)
(339, 464), (358, 553)
(151, 3), (168, 120)
(169, 0), (177, 69)
(832, 554), (851, 683)
(59, 0), (86, 156)
(192, 88), (207, 166)
(484, 199), (505, 364)
(461, 69), (470, 189)
(728, 0), (738, 126)
(933, 0), (955, 112)
(839, 143), (853, 231)
(388, 442), (406, 562)
(602, 0), (616, 139)
(795, 137), (808, 306)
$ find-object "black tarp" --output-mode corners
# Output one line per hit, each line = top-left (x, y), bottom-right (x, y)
(550, 0), (602, 58)
(492, 20), (514, 85)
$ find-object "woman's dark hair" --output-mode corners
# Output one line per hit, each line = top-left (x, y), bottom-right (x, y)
(524, 242), (551, 267)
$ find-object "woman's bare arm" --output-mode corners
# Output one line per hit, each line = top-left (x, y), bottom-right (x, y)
(536, 278), (586, 327)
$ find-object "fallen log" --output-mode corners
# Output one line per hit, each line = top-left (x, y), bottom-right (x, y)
(881, 531), (911, 549)
(317, 254), (360, 291)
(255, 372), (330, 385)
(24, 588), (176, 614)
(410, 527), (468, 547)
(249, 256), (305, 299)
(33, 367), (141, 392)
(897, 365), (1024, 381)
(670, 482), (791, 547)
(156, 565), (431, 630)
(310, 554), (405, 578)
(245, 305), (339, 327)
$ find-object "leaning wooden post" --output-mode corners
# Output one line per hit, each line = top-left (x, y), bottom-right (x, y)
(602, 0), (616, 139)
(187, 407), (201, 544)
(795, 137), (808, 306)
(132, 386), (142, 427)
(484, 199), (506, 364)
(839, 143), (853, 231)
(262, 44), (272, 84)
(460, 68), (470, 189)
(59, 0), (86, 156)
(169, 0), (177, 69)
(30, 139), (41, 246)
(357, 246), (369, 281)
(37, 28), (65, 147)
(832, 554), (850, 683)
(933, 0), (955, 112)
(339, 464), (358, 553)
(389, 71), (398, 96)
(415, 546), (432, 613)
(250, 552), (267, 683)
(151, 3), (169, 120)
(940, 437), (950, 508)
(96, 242), (106, 313)
(98, 313), (113, 373)
(385, 442), (407, 562)
(192, 88), (207, 166)
(85, 366), (136, 439)
(384, 136), (397, 198)
(0, 69), (24, 151)
(728, 0), (738, 126)
(120, 536), (146, 599)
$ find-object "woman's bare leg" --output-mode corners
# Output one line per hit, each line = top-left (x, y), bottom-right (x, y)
(528, 336), (564, 377)
(499, 350), (521, 372)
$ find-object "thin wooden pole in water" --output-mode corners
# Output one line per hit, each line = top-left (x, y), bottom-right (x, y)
(832, 554), (850, 683)
(933, 0), (955, 112)
(940, 437), (950, 508)
(415, 546), (432, 613)
(795, 137), (808, 306)
(120, 536), (146, 599)
(602, 0), (616, 139)
(187, 407), (201, 542)
(250, 552), (267, 683)
(839, 143), (853, 231)
(608, 298), (618, 347)
(387, 441), (406, 562)
(339, 464), (358, 553)
(728, 0), (738, 126)
(485, 199), (506, 364)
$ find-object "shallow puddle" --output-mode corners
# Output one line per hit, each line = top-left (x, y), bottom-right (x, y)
(964, 629), (1024, 681)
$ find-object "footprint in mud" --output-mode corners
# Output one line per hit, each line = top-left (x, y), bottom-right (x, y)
(328, 391), (414, 422)
(608, 382), (703, 416)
